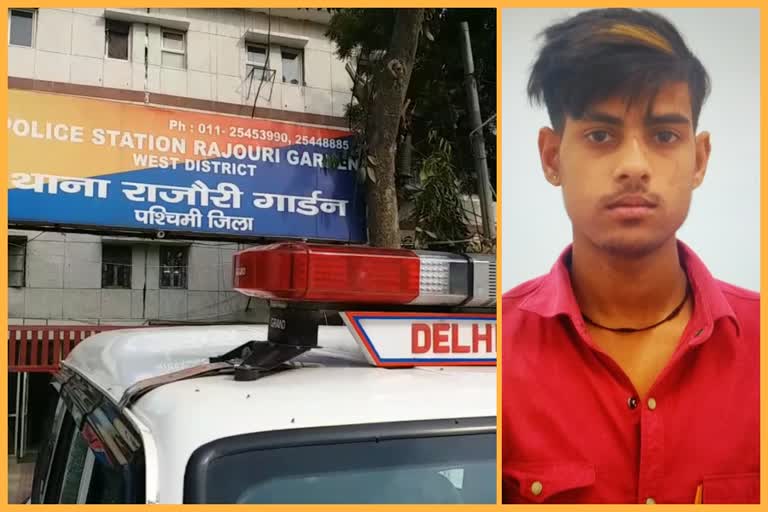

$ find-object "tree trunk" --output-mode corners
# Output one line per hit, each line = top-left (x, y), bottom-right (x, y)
(366, 8), (424, 248)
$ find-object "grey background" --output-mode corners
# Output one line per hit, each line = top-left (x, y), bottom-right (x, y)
(501, 8), (760, 291)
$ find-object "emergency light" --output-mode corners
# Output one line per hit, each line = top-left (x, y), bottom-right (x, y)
(224, 242), (496, 377)
(233, 242), (495, 307)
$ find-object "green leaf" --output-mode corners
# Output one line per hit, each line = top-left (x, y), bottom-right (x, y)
(403, 183), (422, 193)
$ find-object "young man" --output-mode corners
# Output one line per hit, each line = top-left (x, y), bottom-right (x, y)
(502, 9), (759, 504)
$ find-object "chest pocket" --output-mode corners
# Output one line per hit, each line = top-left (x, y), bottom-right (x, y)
(503, 462), (595, 503)
(702, 473), (759, 504)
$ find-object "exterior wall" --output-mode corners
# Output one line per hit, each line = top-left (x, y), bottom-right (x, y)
(8, 8), (353, 118)
(7, 8), (352, 326)
(7, 229), (266, 326)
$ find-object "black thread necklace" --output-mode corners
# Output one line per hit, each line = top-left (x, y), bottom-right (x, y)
(582, 284), (691, 333)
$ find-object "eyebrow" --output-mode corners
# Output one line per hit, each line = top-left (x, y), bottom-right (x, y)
(579, 110), (691, 126)
(580, 111), (623, 125)
(645, 113), (691, 125)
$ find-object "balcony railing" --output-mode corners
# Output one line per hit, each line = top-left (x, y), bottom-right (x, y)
(8, 325), (140, 373)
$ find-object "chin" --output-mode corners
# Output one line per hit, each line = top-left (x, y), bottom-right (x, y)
(595, 234), (671, 259)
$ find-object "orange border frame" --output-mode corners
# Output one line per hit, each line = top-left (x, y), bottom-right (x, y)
(1, 4), (765, 512)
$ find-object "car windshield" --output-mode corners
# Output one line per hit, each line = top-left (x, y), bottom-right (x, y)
(188, 431), (495, 504)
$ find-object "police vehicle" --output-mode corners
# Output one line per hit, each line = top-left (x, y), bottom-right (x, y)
(28, 243), (497, 504)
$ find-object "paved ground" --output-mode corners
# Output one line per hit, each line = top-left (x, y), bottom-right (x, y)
(8, 459), (35, 504)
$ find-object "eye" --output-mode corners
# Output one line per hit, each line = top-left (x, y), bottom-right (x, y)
(586, 130), (614, 144)
(655, 130), (680, 144)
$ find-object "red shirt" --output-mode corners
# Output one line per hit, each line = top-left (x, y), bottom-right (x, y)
(501, 241), (759, 504)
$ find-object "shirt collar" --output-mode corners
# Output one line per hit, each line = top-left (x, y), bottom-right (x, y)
(519, 240), (741, 342)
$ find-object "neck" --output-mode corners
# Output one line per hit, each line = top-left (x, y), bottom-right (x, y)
(570, 235), (688, 326)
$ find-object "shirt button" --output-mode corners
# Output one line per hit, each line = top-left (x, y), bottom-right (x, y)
(628, 397), (639, 409)
(646, 497), (656, 504)
(647, 397), (657, 411)
(531, 481), (543, 496)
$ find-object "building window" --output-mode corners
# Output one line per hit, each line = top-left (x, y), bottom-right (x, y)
(281, 48), (303, 85)
(105, 19), (130, 60)
(8, 236), (26, 288)
(159, 246), (188, 289)
(9, 9), (35, 48)
(102, 245), (132, 288)
(246, 43), (268, 76)
(161, 29), (186, 68)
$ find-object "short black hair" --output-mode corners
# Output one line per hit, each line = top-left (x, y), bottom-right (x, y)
(528, 9), (711, 132)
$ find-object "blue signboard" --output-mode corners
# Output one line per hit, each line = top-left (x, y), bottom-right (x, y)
(8, 89), (367, 242)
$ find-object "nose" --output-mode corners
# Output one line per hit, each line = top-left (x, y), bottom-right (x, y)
(613, 137), (651, 184)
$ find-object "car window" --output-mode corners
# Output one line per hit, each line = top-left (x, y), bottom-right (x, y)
(58, 427), (91, 503)
(189, 429), (496, 504)
(42, 406), (77, 503)
(39, 405), (131, 503)
(30, 396), (66, 504)
(57, 423), (131, 503)
(32, 376), (144, 504)
(86, 455), (126, 503)
(82, 422), (128, 504)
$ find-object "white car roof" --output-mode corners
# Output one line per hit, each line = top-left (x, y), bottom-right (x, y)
(64, 324), (277, 403)
(63, 324), (496, 503)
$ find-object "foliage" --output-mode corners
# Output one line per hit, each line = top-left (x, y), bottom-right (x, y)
(325, 8), (497, 252)
(408, 9), (497, 195)
(406, 136), (471, 252)
(325, 8), (497, 192)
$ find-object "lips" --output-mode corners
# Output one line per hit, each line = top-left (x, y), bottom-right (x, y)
(604, 194), (657, 220)
(605, 195), (657, 209)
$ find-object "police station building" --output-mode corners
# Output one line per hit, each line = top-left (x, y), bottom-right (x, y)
(7, 7), (359, 458)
